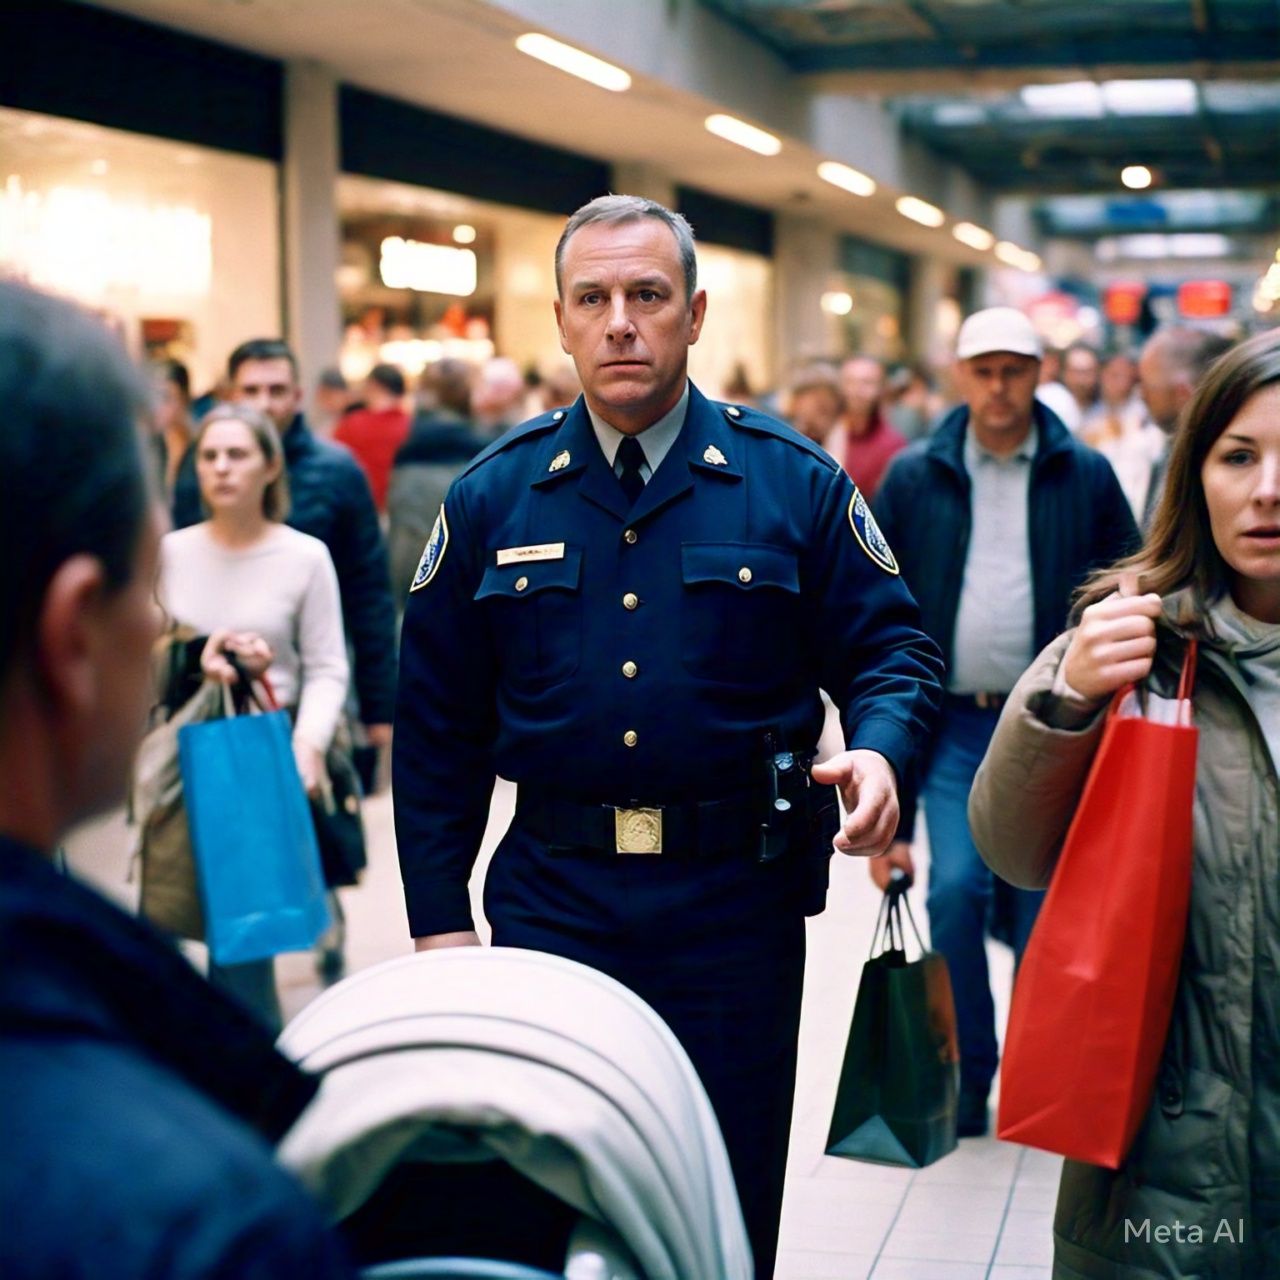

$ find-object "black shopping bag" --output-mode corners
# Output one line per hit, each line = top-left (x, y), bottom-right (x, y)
(826, 872), (960, 1167)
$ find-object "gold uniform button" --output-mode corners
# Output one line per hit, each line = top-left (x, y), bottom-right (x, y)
(623, 528), (638, 545)
(738, 566), (753, 584)
(623, 730), (638, 748)
(623, 592), (639, 610)
(515, 576), (529, 592)
(622, 661), (638, 678)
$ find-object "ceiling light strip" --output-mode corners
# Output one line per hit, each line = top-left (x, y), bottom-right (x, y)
(514, 33), (631, 92)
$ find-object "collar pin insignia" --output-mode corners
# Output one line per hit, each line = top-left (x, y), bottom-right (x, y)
(549, 450), (571, 472)
(704, 445), (728, 466)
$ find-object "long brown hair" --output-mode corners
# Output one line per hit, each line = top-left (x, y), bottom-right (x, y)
(1076, 327), (1280, 614)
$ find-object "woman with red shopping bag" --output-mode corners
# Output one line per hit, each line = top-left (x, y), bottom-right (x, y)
(969, 327), (1280, 1280)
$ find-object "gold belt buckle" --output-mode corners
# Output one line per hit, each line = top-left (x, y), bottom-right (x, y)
(614, 807), (663, 855)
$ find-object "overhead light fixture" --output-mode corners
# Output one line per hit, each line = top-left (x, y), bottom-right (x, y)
(452, 224), (477, 245)
(704, 114), (782, 156)
(1021, 81), (1105, 119)
(1121, 165), (1153, 190)
(1103, 79), (1196, 116)
(995, 241), (1042, 273)
(514, 33), (631, 92)
(952, 222), (995, 252)
(817, 161), (876, 197)
(820, 290), (854, 316)
(895, 196), (945, 228)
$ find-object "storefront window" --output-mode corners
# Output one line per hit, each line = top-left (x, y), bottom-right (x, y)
(688, 243), (774, 400)
(337, 175), (566, 384)
(0, 107), (280, 395)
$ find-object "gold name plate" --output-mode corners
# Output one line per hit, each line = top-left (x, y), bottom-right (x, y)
(614, 807), (663, 855)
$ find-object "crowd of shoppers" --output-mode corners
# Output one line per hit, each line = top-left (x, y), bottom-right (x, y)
(4, 189), (1276, 1279)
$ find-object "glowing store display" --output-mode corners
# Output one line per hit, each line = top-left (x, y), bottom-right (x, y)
(0, 175), (213, 299)
(379, 236), (478, 296)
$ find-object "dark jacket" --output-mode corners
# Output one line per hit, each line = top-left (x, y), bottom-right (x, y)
(175, 414), (397, 724)
(0, 834), (352, 1279)
(874, 401), (1139, 835)
(387, 410), (485, 601)
(874, 401), (1140, 677)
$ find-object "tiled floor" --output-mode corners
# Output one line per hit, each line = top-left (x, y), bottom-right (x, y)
(67, 758), (1059, 1280)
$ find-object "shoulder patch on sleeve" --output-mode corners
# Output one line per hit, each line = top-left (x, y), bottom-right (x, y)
(411, 505), (449, 591)
(848, 486), (899, 575)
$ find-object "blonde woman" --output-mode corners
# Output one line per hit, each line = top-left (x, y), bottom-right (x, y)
(158, 403), (348, 1028)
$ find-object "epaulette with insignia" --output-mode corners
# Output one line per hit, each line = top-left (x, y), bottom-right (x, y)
(457, 412), (563, 480)
(718, 402), (840, 470)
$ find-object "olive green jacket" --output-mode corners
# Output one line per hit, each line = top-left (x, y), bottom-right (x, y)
(969, 594), (1280, 1278)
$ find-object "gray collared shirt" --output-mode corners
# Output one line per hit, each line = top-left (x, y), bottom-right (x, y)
(949, 424), (1038, 694)
(587, 383), (689, 485)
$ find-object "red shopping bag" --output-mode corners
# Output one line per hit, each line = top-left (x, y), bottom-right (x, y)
(996, 642), (1198, 1168)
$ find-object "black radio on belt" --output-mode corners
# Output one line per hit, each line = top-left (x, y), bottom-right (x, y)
(759, 730), (811, 863)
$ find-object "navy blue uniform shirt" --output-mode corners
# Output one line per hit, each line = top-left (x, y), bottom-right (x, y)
(394, 384), (943, 936)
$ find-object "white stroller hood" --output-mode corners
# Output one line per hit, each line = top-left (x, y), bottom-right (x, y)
(277, 948), (752, 1280)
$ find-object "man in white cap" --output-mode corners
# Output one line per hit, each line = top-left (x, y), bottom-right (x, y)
(869, 306), (1138, 1136)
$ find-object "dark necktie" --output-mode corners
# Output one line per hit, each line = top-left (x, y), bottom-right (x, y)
(616, 435), (646, 505)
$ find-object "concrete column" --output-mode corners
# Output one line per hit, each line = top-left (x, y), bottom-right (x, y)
(908, 256), (960, 371)
(281, 61), (343, 388)
(773, 213), (840, 368)
(610, 163), (677, 208)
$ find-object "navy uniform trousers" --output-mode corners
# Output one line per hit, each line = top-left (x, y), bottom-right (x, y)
(486, 828), (806, 1279)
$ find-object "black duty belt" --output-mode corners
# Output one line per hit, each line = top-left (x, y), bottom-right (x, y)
(515, 791), (767, 859)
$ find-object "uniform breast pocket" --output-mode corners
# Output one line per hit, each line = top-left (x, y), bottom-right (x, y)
(680, 543), (802, 685)
(476, 548), (583, 689)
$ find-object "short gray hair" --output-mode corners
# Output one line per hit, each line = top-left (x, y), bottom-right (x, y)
(555, 194), (698, 301)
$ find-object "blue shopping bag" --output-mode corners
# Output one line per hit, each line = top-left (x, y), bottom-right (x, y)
(178, 700), (331, 965)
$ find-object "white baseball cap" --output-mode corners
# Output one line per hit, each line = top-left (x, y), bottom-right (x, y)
(955, 307), (1043, 361)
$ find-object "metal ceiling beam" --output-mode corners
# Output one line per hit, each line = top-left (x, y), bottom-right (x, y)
(789, 28), (1279, 80)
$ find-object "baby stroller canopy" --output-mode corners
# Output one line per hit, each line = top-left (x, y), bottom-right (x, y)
(277, 948), (752, 1280)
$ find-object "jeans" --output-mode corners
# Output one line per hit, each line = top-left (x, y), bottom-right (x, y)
(922, 699), (1045, 1099)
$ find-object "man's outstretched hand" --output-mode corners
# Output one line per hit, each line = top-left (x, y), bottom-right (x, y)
(810, 749), (899, 858)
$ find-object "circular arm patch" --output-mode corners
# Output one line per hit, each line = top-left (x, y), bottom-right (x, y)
(848, 487), (899, 575)
(411, 505), (449, 591)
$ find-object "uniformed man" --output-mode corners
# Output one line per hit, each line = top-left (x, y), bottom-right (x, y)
(394, 195), (943, 1278)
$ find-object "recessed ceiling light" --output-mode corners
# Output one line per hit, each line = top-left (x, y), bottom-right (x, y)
(704, 114), (782, 157)
(895, 195), (945, 228)
(1122, 165), (1154, 190)
(952, 222), (995, 251)
(515, 33), (631, 92)
(452, 224), (477, 245)
(821, 291), (854, 316)
(817, 161), (876, 197)
(995, 241), (1042, 272)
